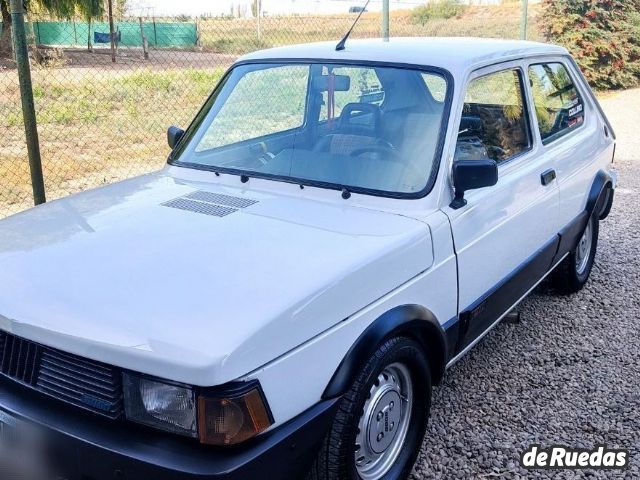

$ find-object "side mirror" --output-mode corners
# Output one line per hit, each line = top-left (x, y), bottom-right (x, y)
(167, 126), (185, 150)
(450, 159), (498, 209)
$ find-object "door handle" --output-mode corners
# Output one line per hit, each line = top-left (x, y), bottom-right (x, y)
(540, 169), (556, 186)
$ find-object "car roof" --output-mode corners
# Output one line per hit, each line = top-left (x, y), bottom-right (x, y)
(237, 37), (568, 76)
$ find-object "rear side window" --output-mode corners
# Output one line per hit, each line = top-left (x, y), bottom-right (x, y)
(528, 63), (584, 144)
(456, 69), (531, 164)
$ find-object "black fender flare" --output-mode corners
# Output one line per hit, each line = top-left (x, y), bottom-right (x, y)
(555, 169), (614, 263)
(322, 305), (448, 399)
(586, 169), (613, 219)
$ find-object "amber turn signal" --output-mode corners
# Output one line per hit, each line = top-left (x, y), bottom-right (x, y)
(198, 387), (273, 445)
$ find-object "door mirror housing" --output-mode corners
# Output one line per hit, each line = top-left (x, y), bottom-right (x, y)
(450, 159), (498, 209)
(167, 126), (185, 150)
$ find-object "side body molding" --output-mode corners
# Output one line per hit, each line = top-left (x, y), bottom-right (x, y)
(322, 305), (448, 399)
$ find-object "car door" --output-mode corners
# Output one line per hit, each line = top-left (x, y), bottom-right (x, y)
(444, 61), (561, 356)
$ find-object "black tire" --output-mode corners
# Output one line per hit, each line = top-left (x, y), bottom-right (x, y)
(550, 212), (599, 294)
(307, 337), (431, 480)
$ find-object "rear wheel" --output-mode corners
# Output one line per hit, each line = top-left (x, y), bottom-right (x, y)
(308, 337), (431, 480)
(551, 212), (599, 294)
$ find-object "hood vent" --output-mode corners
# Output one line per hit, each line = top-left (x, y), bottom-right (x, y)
(184, 191), (258, 209)
(162, 191), (258, 217)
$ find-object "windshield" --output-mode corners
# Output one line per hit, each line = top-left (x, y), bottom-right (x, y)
(172, 62), (450, 196)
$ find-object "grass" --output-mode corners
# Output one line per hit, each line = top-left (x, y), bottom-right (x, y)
(411, 0), (468, 25)
(0, 3), (544, 217)
(198, 4), (543, 54)
(0, 67), (225, 216)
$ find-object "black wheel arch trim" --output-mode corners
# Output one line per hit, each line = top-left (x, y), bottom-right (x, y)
(586, 169), (613, 219)
(321, 305), (449, 399)
(553, 169), (612, 265)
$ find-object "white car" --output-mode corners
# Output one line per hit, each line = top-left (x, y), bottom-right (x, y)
(0, 38), (617, 480)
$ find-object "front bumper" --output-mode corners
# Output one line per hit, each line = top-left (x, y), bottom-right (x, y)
(0, 378), (339, 480)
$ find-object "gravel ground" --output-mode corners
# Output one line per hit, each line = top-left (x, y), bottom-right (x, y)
(411, 89), (640, 479)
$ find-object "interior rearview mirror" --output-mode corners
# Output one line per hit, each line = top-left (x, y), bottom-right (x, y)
(312, 74), (351, 92)
(450, 159), (498, 209)
(167, 126), (185, 150)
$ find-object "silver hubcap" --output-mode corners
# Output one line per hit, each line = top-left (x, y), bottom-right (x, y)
(355, 363), (413, 480)
(575, 218), (593, 275)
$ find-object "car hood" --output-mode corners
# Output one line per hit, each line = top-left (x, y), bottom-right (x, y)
(0, 171), (433, 386)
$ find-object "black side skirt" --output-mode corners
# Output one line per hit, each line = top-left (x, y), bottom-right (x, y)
(448, 208), (595, 358)
(453, 234), (560, 353)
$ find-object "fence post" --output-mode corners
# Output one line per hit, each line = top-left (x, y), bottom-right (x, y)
(381, 0), (389, 41)
(139, 17), (149, 59)
(256, 0), (262, 41)
(87, 17), (93, 52)
(9, 0), (46, 205)
(107, 0), (116, 62)
(152, 16), (158, 46)
(520, 0), (528, 40)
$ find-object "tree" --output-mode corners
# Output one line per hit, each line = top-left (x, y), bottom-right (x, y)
(541, 0), (640, 89)
(0, 0), (105, 57)
(78, 0), (103, 52)
(251, 0), (262, 18)
(0, 0), (12, 57)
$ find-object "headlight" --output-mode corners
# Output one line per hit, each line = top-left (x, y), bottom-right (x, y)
(123, 373), (273, 445)
(123, 373), (197, 437)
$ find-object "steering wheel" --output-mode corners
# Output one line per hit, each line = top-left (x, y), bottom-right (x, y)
(350, 143), (425, 187)
(350, 143), (400, 161)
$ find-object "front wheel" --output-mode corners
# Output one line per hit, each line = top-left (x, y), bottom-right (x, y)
(308, 337), (431, 480)
(551, 213), (599, 294)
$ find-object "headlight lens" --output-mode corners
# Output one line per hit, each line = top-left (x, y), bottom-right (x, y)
(122, 373), (273, 445)
(123, 373), (197, 437)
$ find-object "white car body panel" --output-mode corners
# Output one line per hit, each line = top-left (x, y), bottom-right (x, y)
(242, 210), (457, 423)
(527, 55), (616, 228)
(0, 38), (617, 435)
(0, 171), (433, 387)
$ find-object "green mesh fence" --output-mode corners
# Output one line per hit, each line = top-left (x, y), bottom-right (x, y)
(30, 21), (197, 47)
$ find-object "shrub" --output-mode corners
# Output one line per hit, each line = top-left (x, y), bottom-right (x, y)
(411, 0), (466, 25)
(541, 0), (640, 90)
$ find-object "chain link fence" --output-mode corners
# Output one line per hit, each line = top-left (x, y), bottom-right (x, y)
(0, 2), (541, 218)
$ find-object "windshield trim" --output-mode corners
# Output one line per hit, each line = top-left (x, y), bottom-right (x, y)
(168, 58), (454, 200)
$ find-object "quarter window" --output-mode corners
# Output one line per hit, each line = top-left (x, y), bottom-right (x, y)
(528, 63), (584, 143)
(456, 69), (531, 164)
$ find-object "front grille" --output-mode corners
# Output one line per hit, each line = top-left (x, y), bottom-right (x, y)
(0, 333), (40, 384)
(0, 331), (123, 419)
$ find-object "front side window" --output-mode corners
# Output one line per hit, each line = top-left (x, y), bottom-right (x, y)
(455, 69), (531, 164)
(173, 62), (450, 196)
(528, 63), (584, 143)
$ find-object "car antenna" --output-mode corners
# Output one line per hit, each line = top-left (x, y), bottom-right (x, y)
(335, 0), (371, 51)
